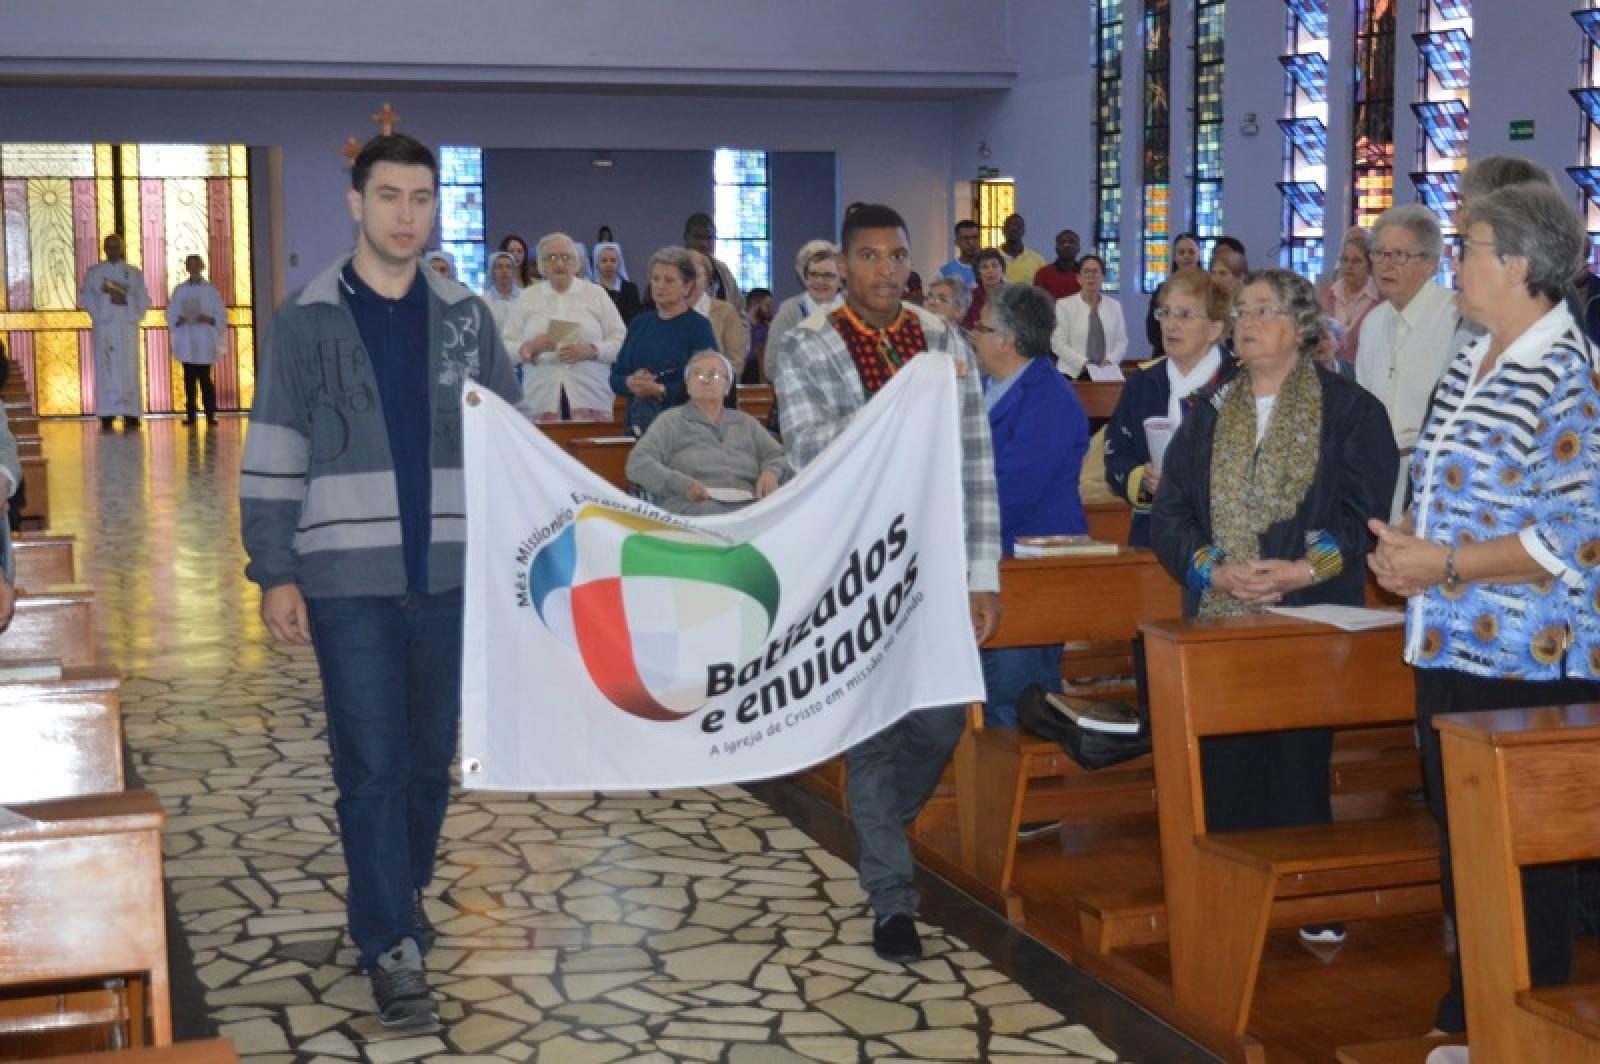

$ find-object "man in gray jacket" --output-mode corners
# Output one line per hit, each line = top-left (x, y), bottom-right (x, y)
(240, 134), (518, 1030)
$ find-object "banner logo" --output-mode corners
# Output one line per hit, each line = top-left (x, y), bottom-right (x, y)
(527, 505), (781, 722)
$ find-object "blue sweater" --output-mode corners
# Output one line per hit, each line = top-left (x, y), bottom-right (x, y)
(987, 355), (1089, 554)
(610, 309), (720, 407)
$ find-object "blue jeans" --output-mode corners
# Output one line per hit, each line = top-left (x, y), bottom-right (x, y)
(979, 644), (1063, 728)
(306, 589), (463, 969)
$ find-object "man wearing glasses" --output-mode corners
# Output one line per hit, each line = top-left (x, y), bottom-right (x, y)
(1354, 204), (1474, 520)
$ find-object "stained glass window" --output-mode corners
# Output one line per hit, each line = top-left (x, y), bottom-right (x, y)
(713, 149), (770, 294)
(973, 179), (1016, 251)
(1141, 0), (1172, 293)
(1352, 0), (1397, 230)
(1279, 0), (1330, 279)
(1094, 0), (1125, 291)
(1412, 0), (1472, 286)
(438, 146), (485, 293)
(1572, 3), (1600, 269)
(1192, 0), (1226, 262)
(0, 142), (254, 416)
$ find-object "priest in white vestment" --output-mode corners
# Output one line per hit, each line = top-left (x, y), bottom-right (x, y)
(166, 254), (227, 424)
(79, 233), (151, 428)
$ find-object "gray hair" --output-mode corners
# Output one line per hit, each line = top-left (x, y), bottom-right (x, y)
(926, 277), (970, 314)
(648, 246), (697, 284)
(1460, 182), (1587, 304)
(1338, 226), (1370, 254)
(985, 283), (1056, 360)
(1242, 268), (1328, 362)
(1372, 204), (1443, 262)
(1460, 155), (1556, 202)
(535, 232), (576, 261)
(794, 239), (840, 284)
(687, 348), (735, 390)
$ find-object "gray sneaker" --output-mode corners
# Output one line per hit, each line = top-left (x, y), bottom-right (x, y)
(370, 937), (436, 1030)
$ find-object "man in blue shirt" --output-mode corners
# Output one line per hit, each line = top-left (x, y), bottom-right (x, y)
(241, 134), (519, 1031)
(938, 220), (981, 290)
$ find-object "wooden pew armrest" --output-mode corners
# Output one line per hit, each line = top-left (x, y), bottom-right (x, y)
(2, 790), (165, 840)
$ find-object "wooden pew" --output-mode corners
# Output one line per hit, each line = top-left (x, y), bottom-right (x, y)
(1430, 705), (1600, 1062)
(1073, 379), (1124, 422)
(0, 665), (124, 804)
(737, 384), (774, 423)
(4, 588), (97, 668)
(46, 1038), (239, 1063)
(568, 437), (634, 491)
(947, 551), (1179, 921)
(18, 454), (47, 529)
(0, 790), (171, 1048)
(535, 417), (626, 452)
(1142, 615), (1440, 1060)
(14, 533), (77, 589)
(1083, 499), (1133, 545)
(14, 433), (41, 459)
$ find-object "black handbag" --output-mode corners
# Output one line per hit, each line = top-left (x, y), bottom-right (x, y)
(1017, 684), (1151, 770)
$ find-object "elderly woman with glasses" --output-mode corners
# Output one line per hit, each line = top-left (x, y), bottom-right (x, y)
(1151, 269), (1398, 938)
(1368, 182), (1600, 1036)
(922, 277), (971, 329)
(970, 283), (1090, 727)
(625, 349), (787, 515)
(765, 240), (844, 379)
(501, 232), (627, 423)
(1104, 268), (1235, 546)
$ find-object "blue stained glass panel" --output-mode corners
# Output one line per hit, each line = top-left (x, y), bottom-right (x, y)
(1414, 100), (1470, 159)
(1279, 117), (1329, 166)
(1278, 181), (1326, 227)
(1432, 0), (1470, 21)
(1568, 166), (1600, 208)
(1574, 89), (1600, 131)
(1411, 171), (1461, 218)
(1415, 29), (1471, 91)
(1577, 10), (1600, 52)
(1280, 53), (1328, 104)
(1287, 239), (1324, 280)
(1286, 0), (1329, 38)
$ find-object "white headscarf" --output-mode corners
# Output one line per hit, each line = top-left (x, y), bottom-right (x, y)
(483, 251), (519, 302)
(591, 241), (631, 289)
(423, 250), (455, 277)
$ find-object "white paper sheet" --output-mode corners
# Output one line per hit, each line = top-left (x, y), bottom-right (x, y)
(1086, 363), (1125, 382)
(705, 487), (755, 503)
(1267, 604), (1406, 631)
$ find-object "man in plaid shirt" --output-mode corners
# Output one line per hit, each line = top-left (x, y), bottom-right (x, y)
(772, 203), (1001, 964)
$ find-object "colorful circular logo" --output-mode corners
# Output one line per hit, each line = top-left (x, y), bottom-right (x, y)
(528, 506), (780, 721)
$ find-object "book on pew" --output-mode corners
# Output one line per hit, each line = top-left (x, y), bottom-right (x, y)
(1013, 535), (1119, 558)
(1044, 692), (1142, 735)
(0, 658), (62, 682)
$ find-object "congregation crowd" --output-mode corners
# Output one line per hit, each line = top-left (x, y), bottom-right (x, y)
(228, 132), (1600, 1041)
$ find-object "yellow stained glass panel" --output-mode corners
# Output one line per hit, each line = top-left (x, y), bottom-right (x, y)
(32, 330), (82, 416)
(232, 176), (252, 306)
(26, 178), (77, 311)
(0, 311), (90, 330)
(140, 144), (230, 179)
(163, 178), (209, 296)
(0, 144), (93, 179)
(237, 325), (255, 408)
(95, 178), (115, 244)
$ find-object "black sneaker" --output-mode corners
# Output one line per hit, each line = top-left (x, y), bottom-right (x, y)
(1299, 923), (1347, 944)
(414, 893), (436, 953)
(1017, 820), (1063, 841)
(873, 913), (923, 963)
(370, 937), (436, 1030)
(100, 417), (115, 431)
(124, 417), (140, 429)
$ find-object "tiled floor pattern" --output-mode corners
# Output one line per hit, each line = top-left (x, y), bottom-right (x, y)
(47, 418), (1148, 1062)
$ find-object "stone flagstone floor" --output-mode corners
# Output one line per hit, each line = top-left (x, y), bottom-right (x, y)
(36, 416), (1207, 1063)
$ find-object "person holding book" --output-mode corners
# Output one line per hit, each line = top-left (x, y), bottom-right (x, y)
(502, 232), (626, 423)
(1150, 268), (1397, 944)
(972, 283), (1089, 729)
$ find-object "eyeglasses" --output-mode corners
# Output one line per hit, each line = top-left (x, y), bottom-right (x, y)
(970, 324), (999, 336)
(1152, 307), (1209, 323)
(925, 294), (954, 307)
(1369, 249), (1427, 265)
(689, 371), (728, 383)
(1229, 304), (1289, 322)
(1460, 238), (1499, 258)
(542, 251), (576, 263)
(806, 271), (839, 282)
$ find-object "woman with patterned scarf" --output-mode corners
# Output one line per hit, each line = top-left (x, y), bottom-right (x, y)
(1151, 268), (1399, 942)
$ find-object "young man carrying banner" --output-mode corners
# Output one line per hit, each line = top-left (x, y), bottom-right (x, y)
(771, 203), (1002, 963)
(240, 134), (519, 1030)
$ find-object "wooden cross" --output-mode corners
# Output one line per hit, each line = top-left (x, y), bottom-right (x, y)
(340, 136), (361, 164)
(372, 102), (400, 136)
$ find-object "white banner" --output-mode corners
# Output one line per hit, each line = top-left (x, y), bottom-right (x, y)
(460, 353), (984, 792)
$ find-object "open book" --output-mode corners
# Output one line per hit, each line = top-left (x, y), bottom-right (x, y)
(1044, 692), (1142, 735)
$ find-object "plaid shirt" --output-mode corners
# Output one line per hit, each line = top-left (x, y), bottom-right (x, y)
(771, 302), (1001, 592)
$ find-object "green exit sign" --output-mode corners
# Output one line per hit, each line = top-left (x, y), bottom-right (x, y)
(1510, 119), (1536, 141)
